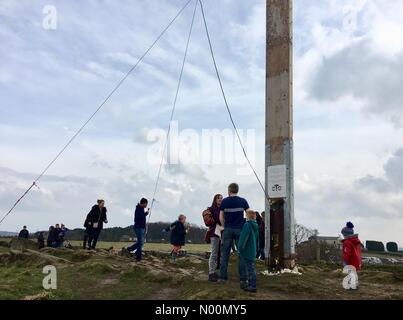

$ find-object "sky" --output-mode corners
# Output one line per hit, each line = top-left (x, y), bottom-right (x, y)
(0, 0), (402, 246)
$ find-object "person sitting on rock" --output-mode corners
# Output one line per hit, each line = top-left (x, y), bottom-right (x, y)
(18, 226), (29, 239)
(37, 232), (45, 249)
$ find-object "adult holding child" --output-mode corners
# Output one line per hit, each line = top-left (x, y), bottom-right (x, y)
(218, 183), (249, 289)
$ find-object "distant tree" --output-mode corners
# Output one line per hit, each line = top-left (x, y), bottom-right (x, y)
(295, 224), (318, 245)
(386, 242), (398, 252)
(64, 222), (208, 244)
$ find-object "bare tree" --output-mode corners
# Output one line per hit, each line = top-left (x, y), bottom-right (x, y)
(295, 224), (318, 245)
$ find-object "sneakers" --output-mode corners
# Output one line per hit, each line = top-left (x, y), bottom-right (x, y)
(208, 273), (218, 282)
(240, 281), (248, 290)
(243, 286), (257, 293)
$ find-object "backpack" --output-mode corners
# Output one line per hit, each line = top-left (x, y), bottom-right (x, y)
(202, 208), (215, 227)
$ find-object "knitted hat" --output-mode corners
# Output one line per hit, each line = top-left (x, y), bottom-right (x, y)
(341, 227), (354, 239)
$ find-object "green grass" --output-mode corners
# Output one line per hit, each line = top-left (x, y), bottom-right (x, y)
(1, 240), (403, 300)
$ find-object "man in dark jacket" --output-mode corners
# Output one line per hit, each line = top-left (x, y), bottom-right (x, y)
(126, 198), (149, 262)
(18, 226), (29, 239)
(87, 199), (108, 250)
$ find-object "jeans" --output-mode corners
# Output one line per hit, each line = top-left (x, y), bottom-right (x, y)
(88, 228), (101, 249)
(127, 228), (145, 261)
(240, 256), (257, 289)
(209, 237), (220, 274)
(220, 227), (247, 281)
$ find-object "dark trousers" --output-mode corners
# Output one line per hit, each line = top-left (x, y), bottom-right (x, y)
(127, 228), (145, 261)
(88, 228), (101, 249)
(83, 229), (90, 249)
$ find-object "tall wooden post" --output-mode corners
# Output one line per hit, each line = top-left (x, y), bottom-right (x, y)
(265, 0), (295, 269)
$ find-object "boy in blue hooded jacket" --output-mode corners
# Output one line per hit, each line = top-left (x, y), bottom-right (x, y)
(238, 210), (259, 292)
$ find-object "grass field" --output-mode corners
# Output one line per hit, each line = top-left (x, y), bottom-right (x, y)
(1, 239), (402, 300)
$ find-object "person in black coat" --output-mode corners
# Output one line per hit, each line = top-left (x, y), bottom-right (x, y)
(18, 226), (29, 239)
(53, 224), (62, 248)
(86, 199), (108, 250)
(163, 214), (189, 262)
(47, 226), (56, 247)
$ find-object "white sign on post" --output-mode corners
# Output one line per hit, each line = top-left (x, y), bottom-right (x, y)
(267, 164), (287, 198)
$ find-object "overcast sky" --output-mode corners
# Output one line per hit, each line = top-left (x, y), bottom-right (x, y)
(0, 0), (402, 246)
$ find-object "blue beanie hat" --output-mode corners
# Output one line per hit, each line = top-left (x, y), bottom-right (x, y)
(346, 221), (354, 229)
(341, 227), (354, 238)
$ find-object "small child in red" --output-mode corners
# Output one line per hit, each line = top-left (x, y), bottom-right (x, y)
(341, 221), (362, 290)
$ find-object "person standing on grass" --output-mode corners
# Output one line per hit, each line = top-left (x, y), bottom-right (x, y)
(47, 226), (56, 247)
(341, 221), (362, 290)
(83, 213), (92, 249)
(53, 224), (62, 247)
(58, 224), (69, 248)
(205, 194), (223, 282)
(218, 183), (249, 289)
(238, 210), (259, 293)
(18, 226), (29, 239)
(87, 199), (108, 250)
(126, 198), (149, 262)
